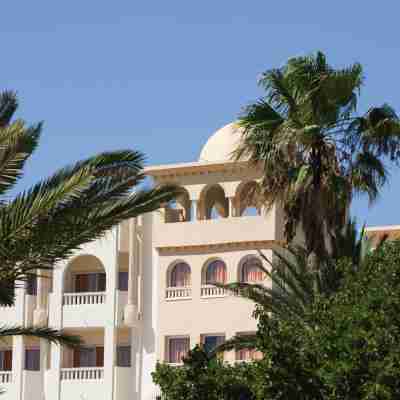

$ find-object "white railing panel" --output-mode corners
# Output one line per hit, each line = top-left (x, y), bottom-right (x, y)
(165, 287), (191, 300)
(0, 371), (12, 384)
(63, 292), (106, 306)
(200, 285), (227, 298)
(60, 367), (104, 380)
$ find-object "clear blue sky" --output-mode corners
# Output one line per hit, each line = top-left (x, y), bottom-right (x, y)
(2, 1), (400, 227)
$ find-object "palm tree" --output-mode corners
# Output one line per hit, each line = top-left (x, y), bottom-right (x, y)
(0, 90), (178, 345)
(213, 220), (382, 356)
(235, 51), (400, 260)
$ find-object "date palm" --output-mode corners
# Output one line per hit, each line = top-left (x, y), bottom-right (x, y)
(235, 51), (400, 260)
(0, 90), (178, 346)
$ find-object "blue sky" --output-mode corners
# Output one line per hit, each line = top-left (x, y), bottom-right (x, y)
(2, 1), (400, 227)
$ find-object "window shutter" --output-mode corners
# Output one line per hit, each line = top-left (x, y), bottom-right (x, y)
(4, 350), (12, 371)
(73, 348), (80, 367)
(96, 347), (104, 367)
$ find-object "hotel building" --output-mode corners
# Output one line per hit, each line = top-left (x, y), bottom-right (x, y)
(0, 123), (285, 400)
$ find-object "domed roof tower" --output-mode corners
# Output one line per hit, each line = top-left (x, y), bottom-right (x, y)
(198, 122), (243, 163)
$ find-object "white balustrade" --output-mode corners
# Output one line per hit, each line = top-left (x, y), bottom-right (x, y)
(60, 367), (104, 380)
(165, 287), (191, 300)
(0, 371), (12, 384)
(200, 285), (227, 298)
(63, 292), (106, 306)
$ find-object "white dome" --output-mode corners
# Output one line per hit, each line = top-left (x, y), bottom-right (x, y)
(198, 122), (243, 163)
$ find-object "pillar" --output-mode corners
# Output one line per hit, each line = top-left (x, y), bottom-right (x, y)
(228, 197), (235, 217)
(191, 200), (198, 221)
(104, 327), (117, 399)
(124, 219), (138, 326)
(33, 270), (48, 326)
(12, 336), (24, 400)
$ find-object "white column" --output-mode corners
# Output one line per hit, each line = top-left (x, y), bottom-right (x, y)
(228, 197), (235, 217)
(12, 336), (24, 400)
(124, 219), (138, 326)
(191, 200), (198, 221)
(33, 270), (48, 326)
(104, 327), (117, 399)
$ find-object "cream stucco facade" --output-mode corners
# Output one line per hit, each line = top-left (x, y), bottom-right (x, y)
(0, 123), (285, 400)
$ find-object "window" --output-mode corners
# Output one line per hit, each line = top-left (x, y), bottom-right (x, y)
(73, 346), (104, 367)
(205, 260), (227, 284)
(240, 257), (265, 283)
(201, 335), (225, 354)
(0, 350), (12, 371)
(26, 275), (37, 295)
(235, 333), (262, 361)
(117, 346), (131, 367)
(25, 348), (40, 371)
(74, 273), (106, 292)
(170, 263), (191, 287)
(167, 337), (190, 364)
(118, 272), (129, 291)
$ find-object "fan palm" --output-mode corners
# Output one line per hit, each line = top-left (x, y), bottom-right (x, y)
(0, 90), (179, 346)
(213, 219), (382, 356)
(235, 51), (400, 260)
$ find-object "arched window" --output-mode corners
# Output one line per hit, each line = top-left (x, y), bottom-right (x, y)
(240, 257), (265, 283)
(199, 184), (229, 220)
(169, 263), (191, 287)
(235, 181), (262, 217)
(165, 187), (191, 223)
(205, 260), (227, 284)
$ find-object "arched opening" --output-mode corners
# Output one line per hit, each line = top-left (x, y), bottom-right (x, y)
(203, 259), (227, 285)
(239, 256), (266, 283)
(199, 184), (229, 220)
(64, 255), (106, 294)
(164, 187), (191, 223)
(168, 262), (191, 288)
(236, 181), (262, 217)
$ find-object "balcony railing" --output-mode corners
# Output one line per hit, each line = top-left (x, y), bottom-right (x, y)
(200, 285), (227, 298)
(0, 371), (12, 384)
(165, 287), (191, 300)
(60, 367), (104, 380)
(63, 292), (106, 306)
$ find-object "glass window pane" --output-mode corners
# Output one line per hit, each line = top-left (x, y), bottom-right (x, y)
(117, 346), (131, 367)
(25, 349), (40, 371)
(118, 272), (129, 291)
(168, 337), (189, 364)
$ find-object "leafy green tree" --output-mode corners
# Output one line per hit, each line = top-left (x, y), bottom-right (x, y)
(236, 51), (400, 260)
(152, 346), (256, 400)
(252, 241), (400, 399)
(0, 90), (178, 345)
(215, 219), (385, 356)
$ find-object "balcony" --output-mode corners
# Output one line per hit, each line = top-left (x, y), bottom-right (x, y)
(63, 292), (106, 306)
(165, 287), (191, 301)
(154, 215), (279, 249)
(0, 371), (12, 384)
(62, 292), (107, 328)
(61, 367), (104, 380)
(200, 285), (227, 298)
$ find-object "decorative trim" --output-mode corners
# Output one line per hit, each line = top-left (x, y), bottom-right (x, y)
(156, 240), (284, 255)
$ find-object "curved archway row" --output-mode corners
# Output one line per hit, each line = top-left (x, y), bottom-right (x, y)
(166, 256), (267, 290)
(164, 181), (263, 223)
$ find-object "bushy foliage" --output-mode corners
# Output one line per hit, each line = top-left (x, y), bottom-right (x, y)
(152, 346), (257, 400)
(253, 241), (400, 399)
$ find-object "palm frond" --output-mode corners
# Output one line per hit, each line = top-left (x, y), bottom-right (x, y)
(0, 326), (81, 347)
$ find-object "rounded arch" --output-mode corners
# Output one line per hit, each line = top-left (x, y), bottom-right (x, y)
(238, 255), (266, 283)
(235, 181), (262, 217)
(202, 258), (227, 284)
(64, 254), (106, 293)
(198, 184), (229, 220)
(167, 261), (191, 288)
(165, 186), (191, 223)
